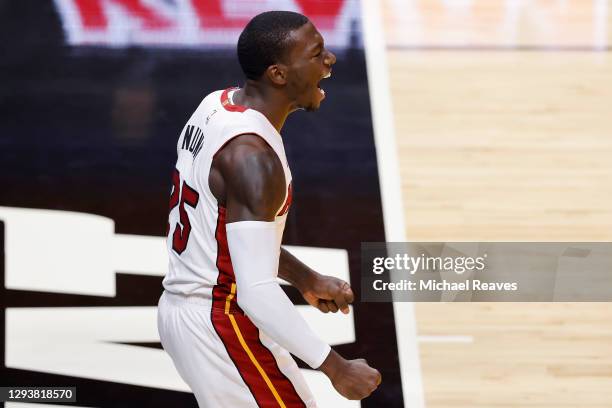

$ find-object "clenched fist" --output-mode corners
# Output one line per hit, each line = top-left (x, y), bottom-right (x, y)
(301, 273), (354, 314)
(319, 350), (382, 400)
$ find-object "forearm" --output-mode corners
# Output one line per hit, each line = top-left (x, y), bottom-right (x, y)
(278, 247), (319, 293)
(238, 279), (331, 368)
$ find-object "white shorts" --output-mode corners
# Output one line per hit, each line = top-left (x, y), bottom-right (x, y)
(157, 291), (318, 408)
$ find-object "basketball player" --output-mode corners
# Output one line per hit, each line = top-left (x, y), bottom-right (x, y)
(157, 11), (381, 407)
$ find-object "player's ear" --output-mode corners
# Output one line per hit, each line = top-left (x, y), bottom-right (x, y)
(266, 64), (288, 86)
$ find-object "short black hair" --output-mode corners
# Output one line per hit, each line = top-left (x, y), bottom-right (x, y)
(237, 11), (309, 80)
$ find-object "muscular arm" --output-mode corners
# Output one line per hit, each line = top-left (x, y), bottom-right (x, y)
(278, 247), (315, 291)
(212, 134), (286, 222)
(211, 134), (331, 368)
(279, 248), (354, 314)
(211, 135), (380, 398)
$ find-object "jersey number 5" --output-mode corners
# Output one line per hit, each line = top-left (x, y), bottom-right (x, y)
(168, 168), (200, 254)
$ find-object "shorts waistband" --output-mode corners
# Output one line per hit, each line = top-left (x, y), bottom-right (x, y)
(161, 290), (244, 314)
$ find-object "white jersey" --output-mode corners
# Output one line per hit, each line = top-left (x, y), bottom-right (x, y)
(159, 88), (323, 408)
(163, 87), (293, 303)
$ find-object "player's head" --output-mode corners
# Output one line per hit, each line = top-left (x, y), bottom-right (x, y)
(237, 11), (336, 111)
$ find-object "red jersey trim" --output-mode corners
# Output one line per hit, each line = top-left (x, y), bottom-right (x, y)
(220, 87), (248, 112)
(277, 183), (292, 217)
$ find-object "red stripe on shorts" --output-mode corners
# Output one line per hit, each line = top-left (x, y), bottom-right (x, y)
(211, 206), (306, 408)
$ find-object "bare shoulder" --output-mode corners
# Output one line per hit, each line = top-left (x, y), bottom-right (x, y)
(213, 134), (286, 222)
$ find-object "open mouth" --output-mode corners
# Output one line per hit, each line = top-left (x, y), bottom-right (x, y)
(317, 70), (332, 97)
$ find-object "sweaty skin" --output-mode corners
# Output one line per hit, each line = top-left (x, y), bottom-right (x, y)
(209, 21), (382, 401)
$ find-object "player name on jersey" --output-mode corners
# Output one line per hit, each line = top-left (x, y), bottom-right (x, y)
(181, 125), (204, 158)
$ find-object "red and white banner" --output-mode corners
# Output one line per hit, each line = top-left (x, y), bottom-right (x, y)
(53, 0), (360, 48)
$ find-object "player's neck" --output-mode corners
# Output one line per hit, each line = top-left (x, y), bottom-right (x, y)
(234, 82), (290, 133)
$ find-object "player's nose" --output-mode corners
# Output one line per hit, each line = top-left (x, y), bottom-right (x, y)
(324, 49), (336, 67)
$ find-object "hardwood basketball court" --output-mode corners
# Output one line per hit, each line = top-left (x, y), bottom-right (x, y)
(381, 1), (612, 406)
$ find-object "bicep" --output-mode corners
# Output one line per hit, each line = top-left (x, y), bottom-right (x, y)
(217, 136), (286, 223)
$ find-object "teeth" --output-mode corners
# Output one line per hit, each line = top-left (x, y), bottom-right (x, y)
(323, 72), (331, 79)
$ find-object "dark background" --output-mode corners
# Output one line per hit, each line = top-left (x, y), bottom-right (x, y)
(0, 1), (403, 406)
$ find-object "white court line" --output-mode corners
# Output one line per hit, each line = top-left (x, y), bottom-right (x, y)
(594, 0), (609, 50)
(360, 1), (425, 407)
(418, 335), (474, 344)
